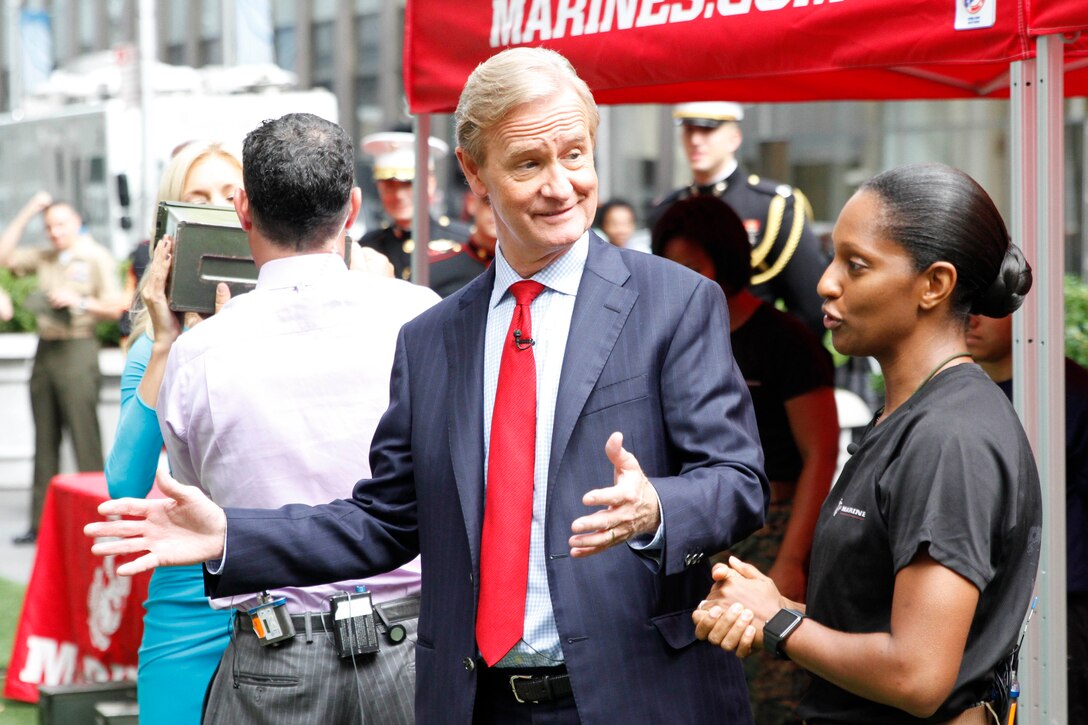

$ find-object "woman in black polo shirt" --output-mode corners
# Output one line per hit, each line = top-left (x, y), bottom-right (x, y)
(693, 163), (1040, 725)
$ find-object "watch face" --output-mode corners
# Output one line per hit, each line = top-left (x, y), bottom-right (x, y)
(766, 609), (800, 635)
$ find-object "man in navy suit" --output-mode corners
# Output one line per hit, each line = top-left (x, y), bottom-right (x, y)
(88, 47), (767, 724)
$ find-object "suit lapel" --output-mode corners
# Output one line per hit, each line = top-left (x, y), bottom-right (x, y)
(444, 268), (494, 572)
(549, 237), (636, 487)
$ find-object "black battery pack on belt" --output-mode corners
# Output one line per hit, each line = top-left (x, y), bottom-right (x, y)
(328, 590), (380, 658)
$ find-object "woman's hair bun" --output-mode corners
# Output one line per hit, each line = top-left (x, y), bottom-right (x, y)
(970, 243), (1033, 317)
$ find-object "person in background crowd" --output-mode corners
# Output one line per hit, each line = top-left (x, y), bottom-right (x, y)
(0, 193), (126, 544)
(160, 114), (438, 724)
(359, 131), (469, 281)
(104, 140), (241, 725)
(655, 195), (838, 725)
(967, 311), (1088, 724)
(88, 46), (768, 725)
(428, 191), (497, 297)
(596, 198), (650, 253)
(649, 102), (827, 338)
(695, 163), (1040, 725)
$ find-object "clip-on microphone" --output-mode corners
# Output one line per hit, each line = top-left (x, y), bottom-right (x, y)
(513, 329), (535, 350)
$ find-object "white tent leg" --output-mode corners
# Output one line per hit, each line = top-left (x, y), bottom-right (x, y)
(412, 113), (432, 286)
(1012, 33), (1066, 725)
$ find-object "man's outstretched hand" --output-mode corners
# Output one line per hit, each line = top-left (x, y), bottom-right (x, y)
(569, 431), (661, 557)
(84, 472), (228, 577)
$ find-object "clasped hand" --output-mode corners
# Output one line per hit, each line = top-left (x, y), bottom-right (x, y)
(693, 556), (788, 658)
(568, 431), (661, 557)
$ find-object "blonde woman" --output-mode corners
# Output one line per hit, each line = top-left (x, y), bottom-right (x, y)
(104, 141), (240, 724)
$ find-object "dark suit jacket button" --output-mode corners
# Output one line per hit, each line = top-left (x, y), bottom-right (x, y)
(463, 657), (476, 671)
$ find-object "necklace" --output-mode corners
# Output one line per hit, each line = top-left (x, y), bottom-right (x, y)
(874, 352), (973, 426)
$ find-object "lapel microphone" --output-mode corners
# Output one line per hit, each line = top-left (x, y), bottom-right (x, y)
(513, 329), (535, 350)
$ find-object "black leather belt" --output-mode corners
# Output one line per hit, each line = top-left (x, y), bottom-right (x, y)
(235, 594), (420, 637)
(480, 665), (572, 704)
(236, 609), (333, 634)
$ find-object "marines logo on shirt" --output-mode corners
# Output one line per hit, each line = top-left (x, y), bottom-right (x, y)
(832, 498), (867, 520)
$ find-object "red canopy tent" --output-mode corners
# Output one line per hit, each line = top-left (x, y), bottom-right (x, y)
(405, 0), (1088, 110)
(403, 2), (1088, 722)
(1028, 0), (1088, 35)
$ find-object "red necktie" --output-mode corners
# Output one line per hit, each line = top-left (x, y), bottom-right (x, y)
(476, 279), (546, 666)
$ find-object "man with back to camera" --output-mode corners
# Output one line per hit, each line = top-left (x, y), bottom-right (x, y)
(157, 113), (439, 723)
(966, 312), (1088, 724)
(87, 48), (768, 724)
(358, 131), (470, 281)
(649, 102), (827, 337)
(0, 194), (126, 544)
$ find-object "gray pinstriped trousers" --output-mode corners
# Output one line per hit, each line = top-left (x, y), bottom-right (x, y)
(201, 615), (417, 724)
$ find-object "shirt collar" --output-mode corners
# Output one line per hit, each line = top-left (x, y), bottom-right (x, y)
(256, 252), (348, 291)
(699, 159), (738, 188)
(491, 232), (588, 308)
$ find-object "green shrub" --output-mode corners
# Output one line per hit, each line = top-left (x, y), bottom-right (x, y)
(1068, 274), (1088, 369)
(0, 264), (127, 347)
(0, 270), (38, 334)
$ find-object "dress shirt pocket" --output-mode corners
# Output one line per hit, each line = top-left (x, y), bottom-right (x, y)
(650, 609), (698, 650)
(582, 373), (649, 417)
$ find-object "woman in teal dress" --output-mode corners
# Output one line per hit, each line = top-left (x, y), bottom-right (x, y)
(105, 141), (242, 724)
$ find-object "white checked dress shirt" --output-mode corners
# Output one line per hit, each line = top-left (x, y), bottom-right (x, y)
(483, 235), (586, 666)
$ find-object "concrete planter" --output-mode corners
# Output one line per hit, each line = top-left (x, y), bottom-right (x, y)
(0, 333), (123, 490)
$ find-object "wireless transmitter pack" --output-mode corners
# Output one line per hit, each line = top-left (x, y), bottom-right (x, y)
(375, 597), (420, 645)
(328, 590), (380, 658)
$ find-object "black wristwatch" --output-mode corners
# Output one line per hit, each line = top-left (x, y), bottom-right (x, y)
(763, 608), (806, 660)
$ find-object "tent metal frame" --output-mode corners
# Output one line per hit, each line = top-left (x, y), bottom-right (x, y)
(1013, 33), (1068, 725)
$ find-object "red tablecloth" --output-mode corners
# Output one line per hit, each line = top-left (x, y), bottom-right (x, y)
(4, 472), (156, 703)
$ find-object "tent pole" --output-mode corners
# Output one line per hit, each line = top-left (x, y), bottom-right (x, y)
(412, 114), (432, 286)
(1012, 33), (1067, 725)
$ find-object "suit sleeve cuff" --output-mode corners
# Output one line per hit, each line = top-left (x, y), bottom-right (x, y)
(205, 525), (228, 575)
(627, 485), (665, 565)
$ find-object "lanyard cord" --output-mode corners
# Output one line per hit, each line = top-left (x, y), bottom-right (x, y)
(913, 351), (974, 397)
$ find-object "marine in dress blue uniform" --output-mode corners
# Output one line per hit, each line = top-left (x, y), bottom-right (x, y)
(650, 102), (828, 337)
(427, 236), (494, 298)
(428, 192), (497, 298)
(358, 132), (469, 281)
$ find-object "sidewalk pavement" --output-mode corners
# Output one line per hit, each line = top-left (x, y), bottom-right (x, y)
(0, 490), (36, 585)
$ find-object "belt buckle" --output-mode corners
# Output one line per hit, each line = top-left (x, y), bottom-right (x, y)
(508, 674), (534, 704)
